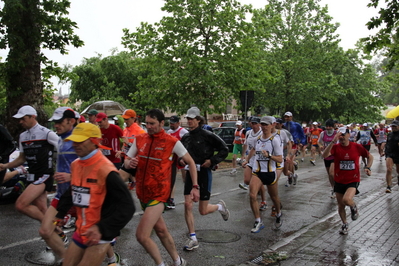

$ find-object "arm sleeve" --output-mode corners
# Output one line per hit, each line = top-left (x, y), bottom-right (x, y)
(97, 171), (135, 240)
(47, 131), (60, 152)
(55, 186), (74, 219)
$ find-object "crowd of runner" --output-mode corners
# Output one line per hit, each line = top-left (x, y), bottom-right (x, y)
(0, 105), (396, 265)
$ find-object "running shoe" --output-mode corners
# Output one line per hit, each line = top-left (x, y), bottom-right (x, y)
(274, 213), (283, 229)
(46, 234), (69, 251)
(294, 160), (298, 170)
(166, 198), (176, 210)
(251, 221), (265, 233)
(310, 160), (316, 166)
(288, 174), (293, 185)
(107, 252), (121, 266)
(230, 168), (237, 175)
(350, 204), (359, 220)
(239, 183), (249, 190)
(285, 180), (290, 187)
(270, 203), (282, 217)
(386, 186), (392, 193)
(259, 201), (267, 211)
(301, 158), (304, 162)
(339, 223), (348, 235)
(293, 174), (298, 185)
(183, 238), (199, 251)
(178, 257), (187, 266)
(218, 200), (230, 221)
(63, 215), (76, 229)
(330, 190), (336, 199)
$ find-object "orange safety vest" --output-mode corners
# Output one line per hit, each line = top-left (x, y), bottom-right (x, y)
(70, 150), (117, 243)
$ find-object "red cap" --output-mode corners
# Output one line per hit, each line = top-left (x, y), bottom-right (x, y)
(79, 115), (86, 123)
(95, 112), (108, 122)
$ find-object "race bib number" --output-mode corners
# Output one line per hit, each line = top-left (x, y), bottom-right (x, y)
(27, 174), (35, 182)
(102, 149), (111, 156)
(340, 160), (355, 171)
(184, 164), (201, 171)
(72, 186), (90, 208)
(256, 151), (269, 161)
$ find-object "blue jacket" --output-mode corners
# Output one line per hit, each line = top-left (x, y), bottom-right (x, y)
(284, 121), (307, 145)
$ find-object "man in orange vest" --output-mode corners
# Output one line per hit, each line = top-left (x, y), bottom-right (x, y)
(54, 123), (135, 266)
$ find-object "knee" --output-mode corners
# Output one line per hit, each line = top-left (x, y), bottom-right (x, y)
(15, 201), (25, 213)
(136, 232), (147, 245)
(249, 192), (258, 202)
(199, 209), (208, 216)
(184, 200), (193, 211)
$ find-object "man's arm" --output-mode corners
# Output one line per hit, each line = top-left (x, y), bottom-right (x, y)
(209, 133), (229, 166)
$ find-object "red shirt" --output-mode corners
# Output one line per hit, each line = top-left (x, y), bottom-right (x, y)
(100, 124), (123, 163)
(331, 142), (369, 184)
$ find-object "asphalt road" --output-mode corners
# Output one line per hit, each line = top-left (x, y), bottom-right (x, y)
(0, 148), (390, 266)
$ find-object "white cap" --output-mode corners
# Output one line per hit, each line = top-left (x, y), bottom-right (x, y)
(362, 123), (368, 127)
(185, 107), (200, 119)
(48, 107), (76, 121)
(13, 105), (37, 118)
(236, 121), (242, 125)
(338, 127), (348, 134)
(260, 116), (275, 125)
(284, 111), (293, 117)
(74, 111), (80, 119)
(312, 122), (318, 125)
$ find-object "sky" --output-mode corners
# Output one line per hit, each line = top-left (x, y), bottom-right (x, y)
(0, 0), (383, 92)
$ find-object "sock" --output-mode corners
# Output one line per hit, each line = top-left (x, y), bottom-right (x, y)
(255, 217), (261, 223)
(108, 254), (116, 263)
(174, 256), (182, 266)
(157, 262), (165, 266)
(189, 233), (197, 241)
(217, 204), (225, 212)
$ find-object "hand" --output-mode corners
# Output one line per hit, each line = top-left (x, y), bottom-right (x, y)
(54, 172), (71, 184)
(82, 225), (102, 246)
(0, 163), (7, 171)
(201, 159), (211, 168)
(128, 157), (139, 169)
(115, 150), (122, 159)
(121, 136), (130, 145)
(365, 168), (371, 176)
(190, 188), (200, 202)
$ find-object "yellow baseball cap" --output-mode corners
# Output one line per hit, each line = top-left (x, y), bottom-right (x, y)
(65, 123), (111, 150)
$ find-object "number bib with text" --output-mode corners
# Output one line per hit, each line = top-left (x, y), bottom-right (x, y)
(72, 186), (91, 208)
(339, 160), (355, 171)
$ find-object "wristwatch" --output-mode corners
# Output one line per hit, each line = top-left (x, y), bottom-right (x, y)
(365, 167), (371, 170)
(192, 185), (200, 190)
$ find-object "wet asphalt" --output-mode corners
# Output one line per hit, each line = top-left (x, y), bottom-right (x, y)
(0, 148), (396, 266)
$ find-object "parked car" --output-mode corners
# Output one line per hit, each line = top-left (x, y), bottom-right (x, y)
(219, 121), (250, 129)
(213, 127), (236, 152)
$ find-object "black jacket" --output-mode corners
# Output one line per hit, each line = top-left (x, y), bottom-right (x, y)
(181, 126), (228, 167)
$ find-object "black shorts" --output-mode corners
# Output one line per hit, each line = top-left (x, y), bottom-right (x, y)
(362, 145), (371, 151)
(324, 159), (334, 168)
(334, 181), (359, 195)
(184, 168), (212, 201)
(386, 155), (399, 165)
(27, 174), (54, 192)
(253, 171), (277, 186)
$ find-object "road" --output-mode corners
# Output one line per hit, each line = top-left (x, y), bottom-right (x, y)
(0, 148), (391, 265)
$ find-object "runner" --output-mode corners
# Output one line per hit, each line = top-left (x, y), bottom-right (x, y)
(374, 123), (388, 161)
(0, 105), (58, 223)
(122, 108), (196, 266)
(230, 121), (245, 175)
(245, 116), (283, 232)
(356, 123), (378, 166)
(309, 122), (322, 166)
(318, 119), (338, 198)
(384, 120), (399, 193)
(54, 123), (135, 266)
(322, 127), (373, 235)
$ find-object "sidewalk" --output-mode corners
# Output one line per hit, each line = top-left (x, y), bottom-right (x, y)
(239, 183), (399, 265)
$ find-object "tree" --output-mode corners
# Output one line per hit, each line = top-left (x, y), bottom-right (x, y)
(0, 0), (83, 138)
(121, 0), (265, 118)
(363, 0), (399, 70)
(250, 0), (344, 121)
(68, 51), (146, 114)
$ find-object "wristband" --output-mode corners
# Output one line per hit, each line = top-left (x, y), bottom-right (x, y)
(192, 185), (200, 190)
(365, 167), (371, 170)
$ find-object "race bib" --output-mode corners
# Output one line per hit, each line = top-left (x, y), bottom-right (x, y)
(256, 150), (269, 161)
(27, 174), (35, 182)
(72, 186), (90, 208)
(184, 164), (201, 171)
(102, 149), (111, 156)
(340, 160), (355, 171)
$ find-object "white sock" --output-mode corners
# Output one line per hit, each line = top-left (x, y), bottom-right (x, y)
(157, 262), (166, 266)
(217, 204), (225, 212)
(174, 256), (182, 266)
(255, 217), (261, 223)
(108, 254), (116, 263)
(189, 233), (197, 241)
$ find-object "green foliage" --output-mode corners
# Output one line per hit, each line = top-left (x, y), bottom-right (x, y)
(68, 52), (146, 113)
(121, 0), (265, 116)
(363, 0), (399, 70)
